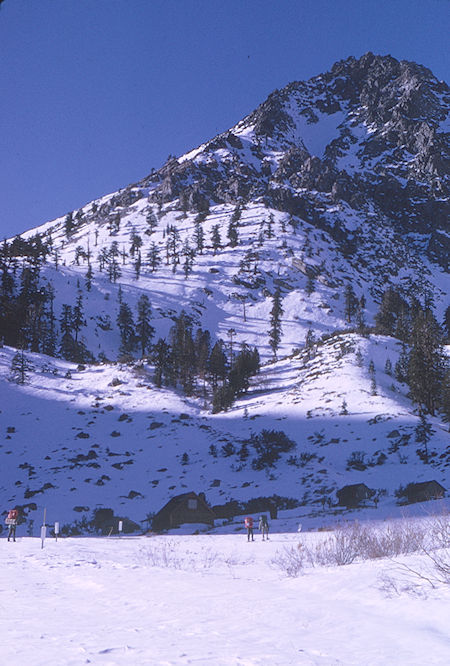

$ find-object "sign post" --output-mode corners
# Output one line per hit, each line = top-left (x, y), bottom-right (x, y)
(54, 521), (60, 542)
(41, 508), (47, 549)
(118, 520), (123, 536)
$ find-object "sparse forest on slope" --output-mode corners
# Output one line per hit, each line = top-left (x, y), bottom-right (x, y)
(0, 53), (449, 531)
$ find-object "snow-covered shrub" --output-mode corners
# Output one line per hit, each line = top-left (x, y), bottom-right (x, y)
(346, 450), (367, 471)
(139, 541), (220, 571)
(380, 513), (450, 592)
(311, 523), (361, 566)
(273, 519), (439, 579)
(271, 545), (306, 577)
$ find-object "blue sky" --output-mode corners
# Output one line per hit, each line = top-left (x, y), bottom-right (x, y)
(0, 0), (449, 239)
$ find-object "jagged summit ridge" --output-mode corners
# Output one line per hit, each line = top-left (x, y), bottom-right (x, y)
(136, 53), (448, 246)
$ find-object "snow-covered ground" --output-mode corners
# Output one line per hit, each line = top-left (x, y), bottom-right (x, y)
(2, 526), (449, 665)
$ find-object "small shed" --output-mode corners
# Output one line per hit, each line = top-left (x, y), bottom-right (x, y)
(93, 508), (141, 535)
(405, 480), (445, 504)
(337, 483), (373, 508)
(152, 491), (216, 532)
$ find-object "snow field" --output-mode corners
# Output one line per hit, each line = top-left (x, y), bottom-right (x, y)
(1, 527), (449, 665)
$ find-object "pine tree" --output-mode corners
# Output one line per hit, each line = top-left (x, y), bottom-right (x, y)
(227, 328), (236, 367)
(152, 338), (170, 387)
(129, 230), (143, 258)
(441, 369), (450, 422)
(415, 413), (433, 464)
(408, 310), (446, 414)
(182, 240), (194, 278)
(231, 205), (242, 225)
(41, 282), (57, 357)
(166, 225), (181, 271)
(117, 302), (136, 355)
(193, 217), (205, 254)
(168, 311), (195, 392)
(134, 251), (142, 279)
(146, 243), (161, 272)
(375, 287), (409, 336)
(145, 209), (158, 236)
(72, 293), (85, 344)
(136, 294), (154, 357)
(305, 328), (316, 359)
(227, 218), (239, 247)
(269, 287), (283, 359)
(443, 305), (450, 343)
(355, 348), (363, 367)
(74, 246), (86, 265)
(0, 263), (16, 346)
(208, 340), (227, 388)
(356, 295), (366, 333)
(107, 257), (121, 283)
(194, 329), (211, 380)
(97, 247), (109, 272)
(344, 283), (358, 323)
(59, 304), (76, 360)
(211, 224), (222, 255)
(64, 213), (74, 236)
(395, 343), (409, 383)
(85, 263), (93, 291)
(212, 382), (234, 413)
(228, 343), (260, 396)
(10, 348), (33, 384)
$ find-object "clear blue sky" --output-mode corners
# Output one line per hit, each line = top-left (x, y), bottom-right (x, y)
(1, 0), (449, 239)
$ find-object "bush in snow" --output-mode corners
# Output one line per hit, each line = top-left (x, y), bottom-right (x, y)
(247, 429), (296, 470)
(139, 541), (231, 572)
(272, 518), (440, 578)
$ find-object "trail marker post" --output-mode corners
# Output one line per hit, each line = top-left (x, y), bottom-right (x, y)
(118, 520), (123, 536)
(41, 508), (47, 549)
(54, 522), (59, 542)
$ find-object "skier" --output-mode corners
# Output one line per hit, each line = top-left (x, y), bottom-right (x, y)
(258, 514), (269, 540)
(5, 508), (18, 542)
(244, 516), (254, 541)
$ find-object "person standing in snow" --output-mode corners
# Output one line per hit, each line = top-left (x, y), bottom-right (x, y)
(258, 515), (269, 540)
(244, 516), (254, 541)
(5, 509), (18, 542)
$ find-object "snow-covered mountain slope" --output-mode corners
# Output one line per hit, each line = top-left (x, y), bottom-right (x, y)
(1, 334), (449, 531)
(1, 53), (449, 530)
(14, 54), (448, 361)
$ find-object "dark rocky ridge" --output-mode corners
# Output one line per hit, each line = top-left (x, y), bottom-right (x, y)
(109, 53), (449, 269)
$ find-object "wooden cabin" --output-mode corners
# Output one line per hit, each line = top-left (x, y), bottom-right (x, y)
(405, 480), (445, 504)
(336, 483), (373, 508)
(152, 491), (216, 531)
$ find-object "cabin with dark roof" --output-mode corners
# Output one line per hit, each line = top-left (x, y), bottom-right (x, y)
(336, 483), (373, 508)
(152, 491), (216, 531)
(405, 480), (445, 504)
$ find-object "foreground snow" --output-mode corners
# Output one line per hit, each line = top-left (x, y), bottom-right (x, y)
(2, 529), (449, 665)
